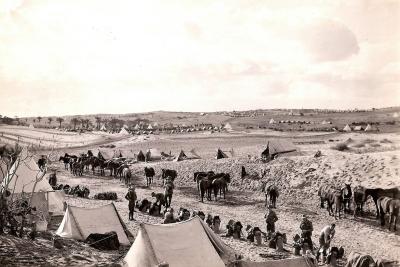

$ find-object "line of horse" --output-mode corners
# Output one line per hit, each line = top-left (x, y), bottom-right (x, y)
(318, 184), (400, 231)
(194, 171), (231, 202)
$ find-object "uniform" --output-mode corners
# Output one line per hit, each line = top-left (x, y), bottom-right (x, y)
(125, 189), (137, 220)
(265, 209), (278, 234)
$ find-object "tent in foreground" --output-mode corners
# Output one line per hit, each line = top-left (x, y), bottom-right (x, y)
(123, 217), (237, 267)
(261, 140), (296, 160)
(56, 203), (132, 245)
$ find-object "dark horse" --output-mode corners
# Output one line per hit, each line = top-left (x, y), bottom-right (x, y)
(194, 171), (215, 192)
(353, 186), (400, 218)
(144, 167), (155, 187)
(199, 176), (213, 202)
(59, 156), (71, 170)
(261, 182), (279, 208)
(341, 183), (352, 213)
(211, 173), (231, 200)
(378, 196), (399, 231)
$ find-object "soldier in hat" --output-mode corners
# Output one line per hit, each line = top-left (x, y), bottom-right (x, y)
(125, 185), (137, 221)
(264, 205), (278, 238)
(300, 214), (314, 251)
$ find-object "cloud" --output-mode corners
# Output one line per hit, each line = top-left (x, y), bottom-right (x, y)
(303, 19), (360, 62)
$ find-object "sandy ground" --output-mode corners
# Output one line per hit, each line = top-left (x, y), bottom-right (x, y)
(1, 129), (400, 266)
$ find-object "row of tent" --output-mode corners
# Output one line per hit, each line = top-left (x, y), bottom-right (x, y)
(343, 124), (375, 132)
(1, 148), (314, 267)
(56, 206), (315, 267)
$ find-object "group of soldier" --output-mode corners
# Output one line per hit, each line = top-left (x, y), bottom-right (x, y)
(265, 206), (336, 262)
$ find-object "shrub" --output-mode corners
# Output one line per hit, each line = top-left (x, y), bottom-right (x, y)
(332, 143), (349, 151)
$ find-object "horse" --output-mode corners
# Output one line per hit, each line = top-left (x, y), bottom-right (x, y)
(352, 185), (366, 217)
(161, 169), (177, 185)
(71, 162), (84, 176)
(199, 178), (213, 202)
(164, 181), (174, 208)
(105, 160), (121, 177)
(261, 183), (279, 208)
(341, 183), (352, 213)
(122, 167), (132, 186)
(353, 186), (400, 218)
(59, 156), (70, 170)
(377, 196), (399, 231)
(211, 173), (230, 193)
(211, 174), (231, 200)
(194, 171), (215, 192)
(318, 185), (343, 218)
(91, 157), (106, 175)
(144, 167), (155, 187)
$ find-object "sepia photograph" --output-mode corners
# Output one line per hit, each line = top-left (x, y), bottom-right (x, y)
(0, 0), (399, 266)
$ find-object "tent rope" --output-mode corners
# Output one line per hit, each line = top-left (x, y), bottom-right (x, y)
(86, 233), (118, 246)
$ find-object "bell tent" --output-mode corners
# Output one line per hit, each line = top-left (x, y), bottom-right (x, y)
(269, 118), (276, 124)
(216, 149), (229, 159)
(174, 150), (188, 162)
(364, 124), (372, 132)
(56, 203), (132, 245)
(145, 148), (162, 161)
(123, 217), (236, 267)
(119, 128), (129, 135)
(137, 150), (146, 162)
(223, 123), (233, 131)
(261, 140), (296, 160)
(343, 124), (352, 132)
(29, 124), (35, 129)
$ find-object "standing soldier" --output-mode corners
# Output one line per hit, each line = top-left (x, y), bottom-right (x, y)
(125, 185), (137, 221)
(300, 214), (314, 251)
(264, 205), (278, 238)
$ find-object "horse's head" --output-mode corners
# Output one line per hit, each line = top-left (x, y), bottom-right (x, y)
(224, 173), (231, 183)
(59, 156), (63, 161)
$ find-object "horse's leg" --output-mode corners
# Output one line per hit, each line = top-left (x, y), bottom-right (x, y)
(265, 194), (268, 207)
(374, 197), (380, 218)
(320, 197), (324, 208)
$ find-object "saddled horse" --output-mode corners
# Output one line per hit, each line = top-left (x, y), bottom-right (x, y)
(91, 157), (106, 175)
(353, 185), (366, 217)
(59, 156), (71, 170)
(105, 160), (121, 177)
(144, 167), (155, 187)
(378, 196), (399, 231)
(71, 161), (84, 176)
(261, 182), (279, 208)
(162, 169), (177, 185)
(318, 185), (343, 219)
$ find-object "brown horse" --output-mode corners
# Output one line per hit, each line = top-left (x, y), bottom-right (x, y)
(261, 182), (279, 208)
(378, 196), (399, 231)
(144, 167), (155, 187)
(318, 185), (343, 218)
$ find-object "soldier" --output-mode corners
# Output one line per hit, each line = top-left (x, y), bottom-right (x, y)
(300, 214), (314, 251)
(125, 185), (137, 221)
(48, 172), (57, 187)
(264, 205), (278, 237)
(317, 223), (336, 262)
(151, 192), (166, 207)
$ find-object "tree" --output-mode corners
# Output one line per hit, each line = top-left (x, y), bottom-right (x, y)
(71, 117), (79, 130)
(37, 116), (42, 123)
(95, 116), (102, 130)
(47, 117), (53, 125)
(56, 117), (64, 128)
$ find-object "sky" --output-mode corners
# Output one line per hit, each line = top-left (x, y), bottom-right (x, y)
(0, 0), (399, 117)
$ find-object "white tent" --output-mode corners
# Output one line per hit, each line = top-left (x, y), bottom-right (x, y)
(321, 120), (328, 125)
(364, 124), (372, 132)
(269, 118), (276, 124)
(56, 203), (131, 245)
(100, 124), (107, 131)
(28, 124), (35, 129)
(119, 128), (129, 135)
(354, 126), (363, 131)
(1, 149), (49, 194)
(123, 217), (236, 267)
(152, 122), (159, 127)
(343, 124), (352, 132)
(134, 124), (140, 130)
(122, 124), (129, 129)
(147, 124), (153, 130)
(223, 123), (233, 131)
(393, 112), (399, 118)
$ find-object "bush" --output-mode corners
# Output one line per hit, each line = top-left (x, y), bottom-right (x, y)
(333, 143), (349, 151)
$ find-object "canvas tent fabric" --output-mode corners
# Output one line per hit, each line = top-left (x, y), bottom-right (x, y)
(364, 124), (372, 132)
(354, 126), (363, 131)
(1, 149), (49, 194)
(56, 203), (131, 245)
(174, 150), (188, 162)
(95, 149), (114, 160)
(393, 112), (399, 118)
(29, 124), (35, 129)
(137, 150), (146, 162)
(261, 140), (296, 159)
(234, 257), (317, 267)
(145, 149), (162, 161)
(216, 149), (229, 159)
(223, 123), (233, 131)
(119, 128), (129, 135)
(123, 217), (237, 267)
(134, 124), (140, 130)
(343, 124), (352, 132)
(100, 124), (107, 131)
